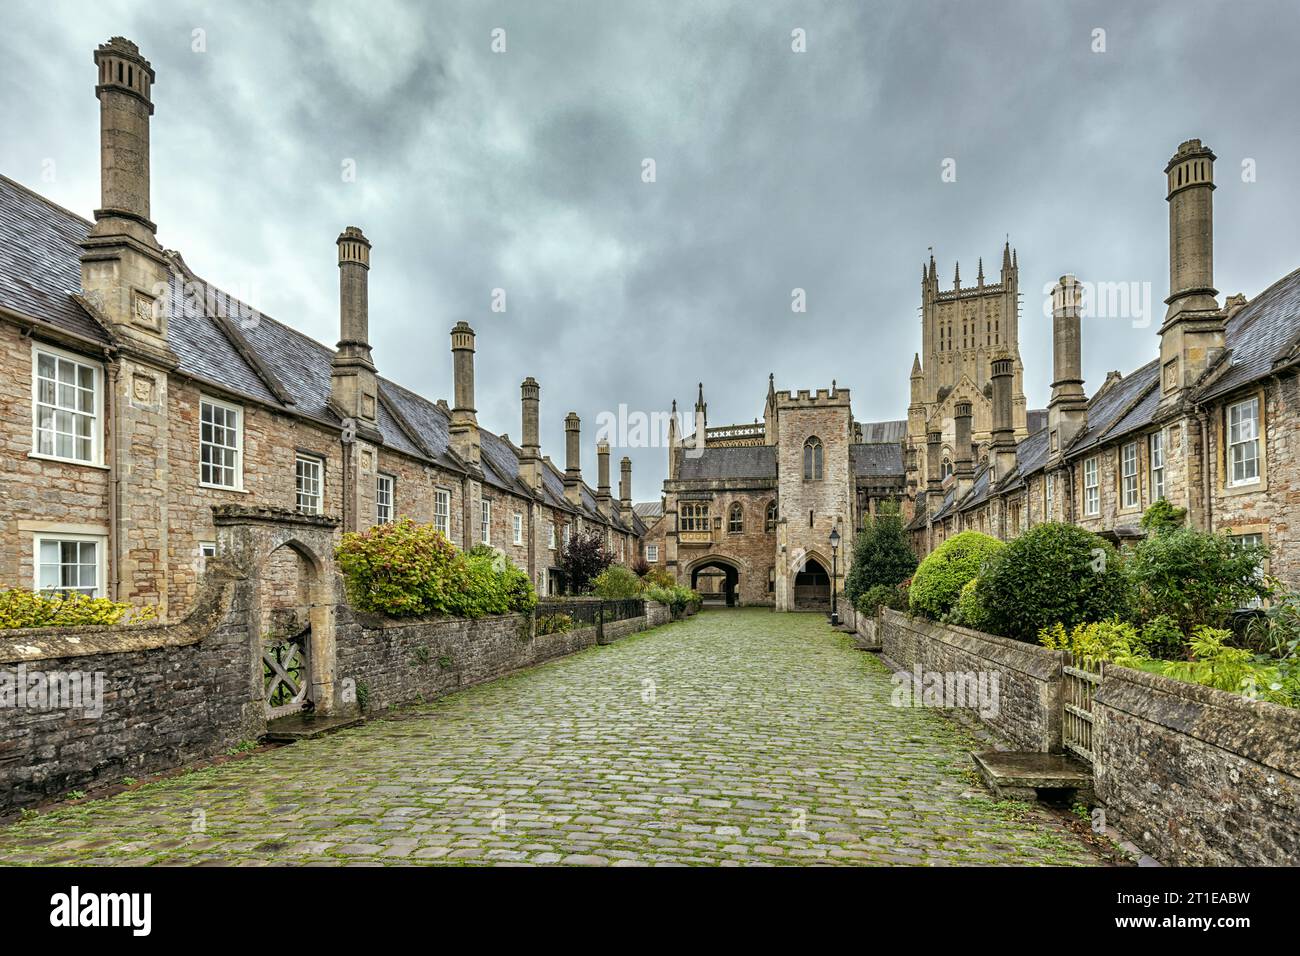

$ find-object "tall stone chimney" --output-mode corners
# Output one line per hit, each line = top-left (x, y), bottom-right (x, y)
(330, 227), (378, 430)
(1160, 139), (1224, 404)
(596, 440), (612, 510)
(1048, 275), (1088, 461)
(953, 400), (975, 499)
(990, 354), (1017, 481)
(80, 37), (171, 356)
(519, 377), (542, 491)
(563, 412), (583, 506)
(449, 322), (480, 465)
(619, 456), (633, 520)
(926, 429), (943, 497)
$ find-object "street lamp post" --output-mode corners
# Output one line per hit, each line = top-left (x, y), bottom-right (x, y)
(829, 527), (841, 626)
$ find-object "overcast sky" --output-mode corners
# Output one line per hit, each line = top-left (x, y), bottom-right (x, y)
(4, 0), (1298, 501)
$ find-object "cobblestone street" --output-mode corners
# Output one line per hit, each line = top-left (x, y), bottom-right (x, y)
(0, 609), (1101, 866)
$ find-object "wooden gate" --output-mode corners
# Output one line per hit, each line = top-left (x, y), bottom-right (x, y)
(1062, 653), (1102, 763)
(263, 629), (310, 719)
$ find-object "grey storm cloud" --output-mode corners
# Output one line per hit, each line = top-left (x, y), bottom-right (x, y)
(3, 0), (1298, 501)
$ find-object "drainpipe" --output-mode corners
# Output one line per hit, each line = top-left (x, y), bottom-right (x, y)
(1194, 408), (1212, 531)
(107, 354), (121, 600)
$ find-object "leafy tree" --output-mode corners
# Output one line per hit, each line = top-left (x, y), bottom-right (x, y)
(908, 531), (1004, 619)
(1140, 499), (1187, 536)
(559, 529), (613, 594)
(591, 564), (643, 599)
(844, 500), (918, 605)
(974, 523), (1131, 642)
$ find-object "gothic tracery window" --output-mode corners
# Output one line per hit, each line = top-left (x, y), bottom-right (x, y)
(803, 436), (823, 481)
(728, 503), (743, 533)
(765, 500), (777, 533)
(680, 502), (710, 532)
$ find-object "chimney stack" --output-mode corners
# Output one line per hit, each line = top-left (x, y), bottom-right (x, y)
(619, 456), (633, 519)
(954, 400), (975, 498)
(563, 412), (583, 506)
(330, 227), (379, 430)
(596, 440), (612, 509)
(990, 355), (1017, 481)
(1048, 275), (1088, 460)
(926, 429), (943, 497)
(80, 38), (170, 350)
(519, 377), (542, 491)
(449, 322), (480, 465)
(1160, 138), (1224, 404)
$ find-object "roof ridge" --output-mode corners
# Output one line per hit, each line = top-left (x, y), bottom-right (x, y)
(1228, 263), (1300, 331)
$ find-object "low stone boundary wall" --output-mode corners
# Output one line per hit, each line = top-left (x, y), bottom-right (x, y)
(0, 587), (677, 814)
(1093, 666), (1300, 866)
(877, 608), (1300, 866)
(879, 609), (1065, 752)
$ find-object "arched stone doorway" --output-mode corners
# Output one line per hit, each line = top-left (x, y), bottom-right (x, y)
(794, 556), (831, 610)
(689, 558), (740, 607)
(212, 506), (341, 719)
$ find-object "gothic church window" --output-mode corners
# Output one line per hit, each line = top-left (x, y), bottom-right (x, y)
(803, 436), (823, 481)
(728, 503), (743, 533)
(680, 502), (710, 532)
(765, 500), (777, 533)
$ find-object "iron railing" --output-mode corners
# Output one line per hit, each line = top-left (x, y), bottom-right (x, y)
(534, 597), (645, 635)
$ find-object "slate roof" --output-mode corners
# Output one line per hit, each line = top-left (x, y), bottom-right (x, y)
(850, 442), (904, 480)
(858, 419), (907, 443)
(0, 174), (626, 525)
(1066, 359), (1160, 456)
(633, 501), (663, 519)
(1196, 267), (1300, 401)
(677, 444), (778, 481)
(1010, 425), (1050, 480)
(0, 175), (109, 344)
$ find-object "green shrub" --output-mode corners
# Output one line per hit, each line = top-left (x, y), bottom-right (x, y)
(974, 523), (1131, 643)
(536, 612), (573, 635)
(1140, 614), (1184, 659)
(1125, 527), (1271, 633)
(844, 501), (917, 605)
(908, 531), (1004, 619)
(335, 519), (536, 618)
(0, 590), (156, 630)
(855, 583), (907, 617)
(591, 565), (643, 599)
(1139, 499), (1187, 535)
(645, 584), (699, 617)
(1040, 619), (1150, 665)
(951, 578), (992, 632)
(641, 568), (676, 589)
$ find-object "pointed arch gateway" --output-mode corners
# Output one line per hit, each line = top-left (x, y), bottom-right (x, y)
(686, 554), (741, 607)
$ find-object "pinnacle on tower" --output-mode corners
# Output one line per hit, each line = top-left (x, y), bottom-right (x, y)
(977, 257), (985, 285)
(953, 261), (960, 288)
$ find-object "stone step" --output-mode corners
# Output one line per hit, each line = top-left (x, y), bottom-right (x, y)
(264, 711), (364, 742)
(972, 750), (1094, 804)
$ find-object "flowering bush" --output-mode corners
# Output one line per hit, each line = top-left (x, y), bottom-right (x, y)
(336, 519), (536, 618)
(0, 590), (156, 629)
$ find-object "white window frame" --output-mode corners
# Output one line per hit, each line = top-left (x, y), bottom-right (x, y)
(31, 342), (103, 466)
(548, 521), (556, 550)
(433, 488), (451, 537)
(647, 544), (659, 563)
(199, 541), (217, 571)
(200, 395), (244, 490)
(1149, 430), (1165, 501)
(1121, 441), (1139, 509)
(480, 498), (492, 545)
(33, 532), (106, 598)
(1083, 456), (1100, 516)
(512, 512), (523, 546)
(1227, 397), (1261, 487)
(563, 523), (571, 548)
(376, 473), (394, 524)
(1044, 473), (1054, 517)
(295, 454), (324, 515)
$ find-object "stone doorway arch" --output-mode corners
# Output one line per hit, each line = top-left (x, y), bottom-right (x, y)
(688, 556), (741, 607)
(793, 555), (831, 610)
(212, 506), (342, 719)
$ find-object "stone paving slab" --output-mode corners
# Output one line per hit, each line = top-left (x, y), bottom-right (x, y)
(0, 609), (1102, 866)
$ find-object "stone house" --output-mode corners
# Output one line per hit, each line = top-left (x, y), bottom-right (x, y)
(0, 37), (643, 621)
(909, 139), (1299, 589)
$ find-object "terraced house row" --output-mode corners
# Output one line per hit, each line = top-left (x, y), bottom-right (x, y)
(906, 138), (1300, 587)
(0, 37), (644, 621)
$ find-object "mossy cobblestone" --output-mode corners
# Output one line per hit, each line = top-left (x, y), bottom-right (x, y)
(0, 609), (1100, 866)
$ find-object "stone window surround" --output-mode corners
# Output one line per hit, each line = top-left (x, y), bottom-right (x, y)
(512, 511), (523, 545)
(646, 543), (659, 562)
(1149, 429), (1166, 502)
(1223, 391), (1266, 494)
(30, 340), (104, 468)
(728, 502), (744, 533)
(294, 450), (325, 515)
(1083, 455), (1100, 516)
(375, 473), (394, 524)
(432, 487), (451, 537)
(548, 520), (556, 550)
(199, 394), (244, 491)
(1119, 440), (1140, 512)
(31, 529), (108, 599)
(480, 497), (491, 545)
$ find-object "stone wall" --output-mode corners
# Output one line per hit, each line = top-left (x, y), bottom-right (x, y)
(1093, 666), (1300, 866)
(879, 609), (1066, 754)
(878, 609), (1300, 866)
